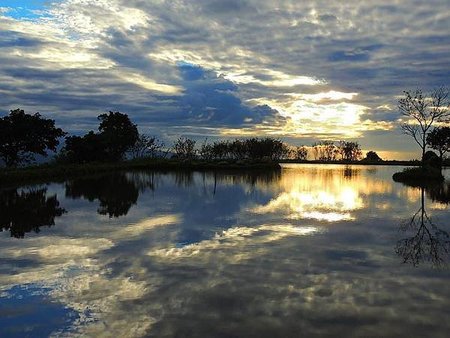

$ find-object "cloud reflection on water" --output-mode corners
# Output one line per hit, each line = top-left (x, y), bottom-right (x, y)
(0, 165), (449, 337)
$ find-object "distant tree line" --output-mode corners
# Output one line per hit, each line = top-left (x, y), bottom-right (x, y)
(310, 140), (364, 161)
(1, 106), (449, 168)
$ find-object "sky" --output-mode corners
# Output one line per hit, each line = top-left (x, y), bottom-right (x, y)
(0, 0), (449, 159)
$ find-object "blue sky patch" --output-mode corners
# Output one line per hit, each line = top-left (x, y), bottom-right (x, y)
(1, 0), (56, 20)
(0, 284), (80, 337)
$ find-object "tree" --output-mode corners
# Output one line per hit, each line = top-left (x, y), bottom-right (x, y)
(130, 134), (164, 159)
(63, 131), (108, 163)
(98, 111), (139, 161)
(199, 139), (214, 160)
(311, 142), (320, 160)
(173, 137), (197, 160)
(364, 151), (383, 162)
(312, 140), (338, 161)
(0, 109), (65, 167)
(338, 141), (362, 161)
(427, 127), (450, 161)
(62, 111), (139, 163)
(398, 88), (450, 163)
(292, 146), (308, 160)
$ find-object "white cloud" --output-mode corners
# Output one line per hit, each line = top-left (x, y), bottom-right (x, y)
(0, 0), (448, 156)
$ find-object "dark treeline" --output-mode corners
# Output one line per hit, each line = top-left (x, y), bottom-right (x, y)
(2, 108), (449, 169)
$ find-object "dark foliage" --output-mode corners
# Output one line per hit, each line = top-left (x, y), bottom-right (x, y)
(65, 173), (139, 217)
(393, 166), (444, 183)
(98, 111), (139, 161)
(338, 141), (362, 161)
(63, 111), (138, 163)
(0, 109), (65, 167)
(363, 151), (383, 162)
(423, 150), (442, 168)
(427, 127), (450, 161)
(64, 131), (108, 163)
(0, 188), (66, 238)
(197, 138), (289, 161)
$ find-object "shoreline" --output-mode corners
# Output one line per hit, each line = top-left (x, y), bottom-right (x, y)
(1, 159), (447, 187)
(0, 159), (282, 187)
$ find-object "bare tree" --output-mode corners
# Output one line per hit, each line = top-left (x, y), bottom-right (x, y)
(173, 137), (196, 160)
(130, 134), (164, 159)
(398, 87), (450, 162)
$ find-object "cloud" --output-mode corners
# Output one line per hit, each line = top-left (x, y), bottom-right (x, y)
(0, 0), (449, 157)
(1, 169), (450, 336)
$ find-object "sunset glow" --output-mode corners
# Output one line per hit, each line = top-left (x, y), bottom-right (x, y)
(0, 1), (449, 157)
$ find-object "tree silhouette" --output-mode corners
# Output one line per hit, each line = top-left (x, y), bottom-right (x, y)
(427, 127), (450, 161)
(363, 151), (382, 162)
(64, 131), (108, 163)
(0, 109), (65, 167)
(396, 186), (450, 267)
(98, 111), (139, 161)
(129, 134), (164, 159)
(63, 111), (138, 163)
(65, 173), (139, 217)
(338, 141), (362, 161)
(173, 137), (197, 160)
(398, 88), (450, 163)
(0, 188), (66, 238)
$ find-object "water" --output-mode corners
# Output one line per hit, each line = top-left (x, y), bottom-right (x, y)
(0, 164), (449, 337)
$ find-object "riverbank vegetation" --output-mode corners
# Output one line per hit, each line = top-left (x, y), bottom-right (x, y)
(1, 92), (449, 186)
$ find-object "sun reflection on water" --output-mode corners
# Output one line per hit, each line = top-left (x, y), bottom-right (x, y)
(250, 165), (392, 222)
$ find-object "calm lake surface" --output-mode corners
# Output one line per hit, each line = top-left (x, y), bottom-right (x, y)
(1, 164), (450, 337)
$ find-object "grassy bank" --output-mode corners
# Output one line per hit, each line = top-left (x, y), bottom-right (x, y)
(0, 158), (282, 186)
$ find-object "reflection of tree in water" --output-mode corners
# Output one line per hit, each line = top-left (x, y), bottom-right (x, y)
(343, 166), (360, 179)
(0, 188), (66, 238)
(65, 173), (139, 218)
(174, 171), (194, 188)
(167, 169), (281, 193)
(426, 182), (450, 205)
(396, 185), (450, 267)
